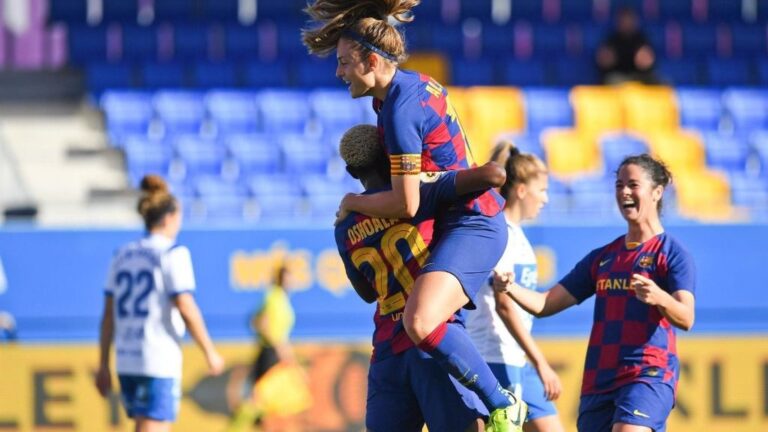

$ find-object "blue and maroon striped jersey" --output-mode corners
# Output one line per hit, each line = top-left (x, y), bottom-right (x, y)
(335, 172), (461, 363)
(374, 69), (504, 217)
(560, 233), (696, 395)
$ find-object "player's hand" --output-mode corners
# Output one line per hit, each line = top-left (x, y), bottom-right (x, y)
(334, 194), (355, 226)
(632, 273), (665, 306)
(536, 362), (562, 401)
(491, 271), (515, 293)
(95, 367), (112, 397)
(206, 350), (225, 376)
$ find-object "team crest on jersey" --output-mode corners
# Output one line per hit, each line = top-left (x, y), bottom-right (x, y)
(638, 254), (655, 269)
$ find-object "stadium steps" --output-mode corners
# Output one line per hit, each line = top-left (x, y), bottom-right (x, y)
(0, 101), (138, 226)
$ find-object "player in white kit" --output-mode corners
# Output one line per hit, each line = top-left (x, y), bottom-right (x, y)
(95, 174), (224, 432)
(466, 142), (565, 432)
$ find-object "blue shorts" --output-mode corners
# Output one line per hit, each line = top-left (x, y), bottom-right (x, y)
(367, 344), (488, 432)
(489, 363), (558, 421)
(424, 211), (507, 309)
(578, 381), (674, 432)
(118, 375), (181, 422)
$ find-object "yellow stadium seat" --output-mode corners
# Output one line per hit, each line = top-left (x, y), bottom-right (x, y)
(462, 87), (525, 163)
(570, 86), (623, 138)
(620, 84), (679, 133)
(402, 52), (449, 86)
(641, 130), (705, 174)
(542, 128), (601, 177)
(673, 169), (736, 221)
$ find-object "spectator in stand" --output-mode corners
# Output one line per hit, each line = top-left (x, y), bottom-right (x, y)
(596, 7), (659, 85)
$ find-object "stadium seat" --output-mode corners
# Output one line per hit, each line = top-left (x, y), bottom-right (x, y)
(482, 23), (515, 54)
(532, 24), (568, 57)
(141, 62), (186, 89)
(570, 86), (623, 137)
(87, 63), (135, 93)
(296, 57), (342, 88)
(722, 88), (768, 132)
(404, 23), (434, 51)
(560, 0), (596, 23)
(728, 172), (768, 215)
(551, 58), (597, 86)
(255, 89), (310, 133)
(657, 0), (692, 21)
(301, 175), (349, 219)
(206, 90), (258, 133)
(49, 0), (88, 24)
(676, 87), (723, 131)
(673, 169), (733, 221)
(154, 0), (197, 22)
(308, 89), (367, 133)
(276, 21), (307, 59)
(67, 25), (108, 64)
(542, 129), (601, 176)
(707, 58), (754, 86)
(621, 85), (679, 133)
(451, 58), (496, 86)
(656, 58), (702, 86)
(101, 91), (154, 138)
(121, 25), (158, 62)
(707, 0), (744, 22)
(463, 87), (525, 162)
(750, 131), (768, 176)
(226, 133), (281, 175)
(522, 88), (573, 133)
(681, 24), (717, 56)
(173, 24), (210, 61)
(194, 175), (246, 198)
(153, 91), (207, 134)
(402, 53), (449, 85)
(103, 0), (138, 23)
(641, 130), (706, 174)
(246, 174), (305, 220)
(600, 133), (649, 171)
(174, 135), (226, 178)
(191, 62), (238, 88)
(460, 0), (493, 22)
(701, 132), (751, 173)
(243, 61), (291, 87)
(224, 25), (259, 60)
(280, 133), (331, 175)
(500, 60), (547, 86)
(568, 175), (619, 220)
(495, 132), (546, 161)
(510, 0), (543, 22)
(201, 0), (239, 22)
(430, 25), (464, 56)
(123, 136), (173, 183)
(730, 24), (767, 56)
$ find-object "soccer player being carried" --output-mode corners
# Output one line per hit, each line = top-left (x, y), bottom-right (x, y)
(335, 124), (512, 432)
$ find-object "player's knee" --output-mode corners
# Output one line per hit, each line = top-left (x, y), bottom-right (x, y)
(403, 310), (437, 344)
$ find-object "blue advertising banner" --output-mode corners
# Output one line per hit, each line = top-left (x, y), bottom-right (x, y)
(0, 225), (766, 342)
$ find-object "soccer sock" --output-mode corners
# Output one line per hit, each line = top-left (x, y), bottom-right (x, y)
(417, 322), (514, 410)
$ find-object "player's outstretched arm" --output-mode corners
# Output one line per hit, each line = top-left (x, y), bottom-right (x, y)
(495, 272), (578, 317)
(175, 293), (225, 375)
(454, 162), (506, 195)
(340, 175), (421, 220)
(95, 296), (114, 397)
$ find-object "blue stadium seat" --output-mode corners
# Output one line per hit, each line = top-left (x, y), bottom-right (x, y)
(482, 23), (515, 53)
(676, 88), (723, 131)
(296, 57), (342, 87)
(256, 0), (305, 20)
(569, 175), (620, 219)
(192, 62), (238, 88)
(154, 0), (197, 21)
(103, 0), (138, 23)
(49, 0), (87, 23)
(246, 174), (304, 220)
(194, 175), (246, 198)
(708, 0), (743, 21)
(412, 0), (442, 23)
(246, 174), (302, 198)
(533, 24), (568, 56)
(728, 173), (768, 214)
(101, 91), (154, 138)
(123, 136), (173, 183)
(201, 0), (239, 21)
(141, 62), (186, 88)
(87, 63), (134, 93)
(510, 0), (543, 22)
(552, 58), (597, 86)
(658, 0), (692, 21)
(702, 132), (750, 173)
(560, 0), (595, 22)
(430, 25), (464, 56)
(707, 58), (753, 86)
(730, 24), (767, 56)
(600, 134), (649, 171)
(206, 91), (259, 133)
(276, 21), (307, 59)
(67, 25), (108, 64)
(173, 24), (209, 61)
(452, 58), (496, 86)
(758, 60), (768, 85)
(760, 0), (768, 21)
(750, 131), (768, 176)
(644, 23), (666, 57)
(500, 59), (547, 86)
(174, 136), (226, 177)
(224, 25), (258, 60)
(522, 88), (572, 133)
(581, 24), (608, 55)
(405, 23), (434, 51)
(496, 132), (546, 161)
(244, 61), (291, 87)
(657, 58), (702, 85)
(280, 133), (330, 174)
(461, 0), (493, 21)
(301, 175), (348, 219)
(121, 25), (158, 62)
(154, 91), (206, 134)
(255, 90), (310, 133)
(308, 89), (367, 133)
(722, 89), (768, 132)
(226, 133), (281, 175)
(681, 24), (717, 56)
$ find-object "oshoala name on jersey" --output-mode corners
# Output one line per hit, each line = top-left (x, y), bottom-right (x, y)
(347, 217), (400, 245)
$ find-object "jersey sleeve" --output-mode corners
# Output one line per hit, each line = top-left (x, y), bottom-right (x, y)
(559, 247), (603, 304)
(383, 90), (425, 176)
(166, 246), (196, 296)
(665, 241), (696, 295)
(104, 251), (119, 296)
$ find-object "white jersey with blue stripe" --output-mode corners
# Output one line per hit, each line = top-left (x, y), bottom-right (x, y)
(105, 234), (195, 378)
(465, 220), (537, 367)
